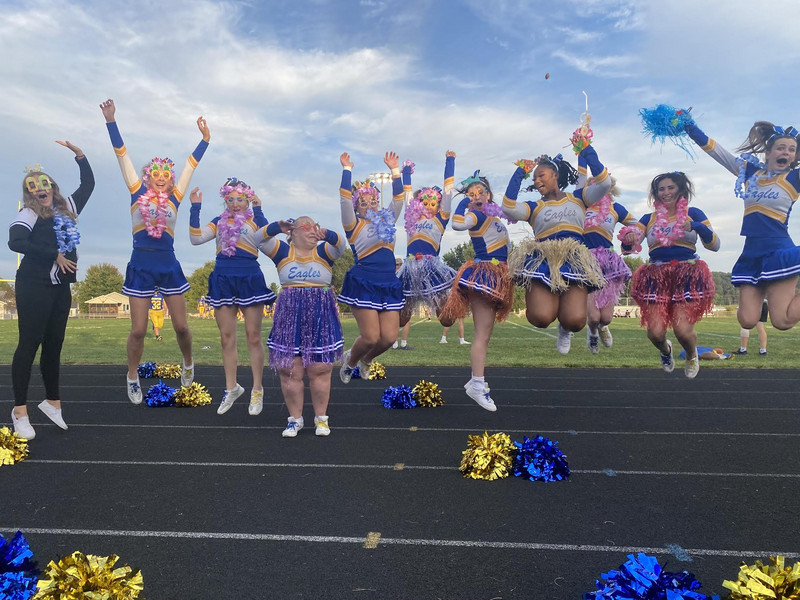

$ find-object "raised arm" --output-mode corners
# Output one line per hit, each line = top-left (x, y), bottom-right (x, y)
(440, 151), (456, 218)
(258, 220), (292, 260)
(451, 197), (479, 231)
(687, 207), (720, 252)
(385, 152), (404, 222)
(56, 140), (94, 213)
(100, 99), (141, 193)
(402, 160), (414, 205)
(575, 146), (611, 207)
(339, 152), (357, 232)
(502, 162), (535, 221)
(685, 121), (739, 176)
(576, 153), (588, 189)
(251, 194), (268, 228)
(173, 116), (211, 202)
(318, 228), (345, 261)
(188, 188), (217, 245)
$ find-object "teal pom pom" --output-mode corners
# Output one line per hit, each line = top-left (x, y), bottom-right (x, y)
(639, 104), (695, 157)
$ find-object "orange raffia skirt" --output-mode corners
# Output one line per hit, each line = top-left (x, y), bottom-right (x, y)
(440, 259), (515, 323)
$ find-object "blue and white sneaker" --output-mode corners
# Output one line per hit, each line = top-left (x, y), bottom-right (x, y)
(282, 416), (304, 438)
(587, 329), (599, 354)
(660, 340), (675, 373)
(464, 381), (497, 412)
(127, 377), (143, 405)
(217, 383), (245, 415)
(339, 350), (354, 384)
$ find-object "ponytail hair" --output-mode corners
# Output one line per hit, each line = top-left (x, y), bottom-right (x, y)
(738, 121), (800, 167)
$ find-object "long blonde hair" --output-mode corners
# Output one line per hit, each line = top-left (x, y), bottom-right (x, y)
(21, 171), (76, 220)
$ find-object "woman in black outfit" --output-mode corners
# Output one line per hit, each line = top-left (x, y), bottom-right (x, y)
(8, 140), (94, 439)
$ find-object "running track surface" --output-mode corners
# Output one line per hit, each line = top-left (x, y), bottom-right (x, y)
(1, 365), (799, 599)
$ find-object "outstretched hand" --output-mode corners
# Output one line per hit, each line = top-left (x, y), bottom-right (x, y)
(446, 150), (457, 158)
(190, 187), (202, 204)
(56, 140), (84, 159)
(384, 151), (399, 170)
(99, 99), (115, 123)
(251, 194), (262, 207)
(197, 117), (210, 142)
(340, 152), (353, 169)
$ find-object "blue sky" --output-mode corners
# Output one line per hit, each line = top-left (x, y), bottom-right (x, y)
(2, 0), (799, 285)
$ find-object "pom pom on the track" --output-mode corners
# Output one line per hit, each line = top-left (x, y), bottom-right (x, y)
(381, 385), (417, 409)
(137, 362), (156, 379)
(512, 435), (570, 482)
(459, 431), (514, 481)
(0, 531), (39, 600)
(34, 551), (144, 599)
(722, 555), (800, 599)
(144, 380), (177, 407)
(583, 552), (707, 599)
(351, 366), (361, 379)
(154, 363), (181, 379)
(412, 380), (444, 407)
(174, 382), (212, 407)
(368, 362), (386, 380)
(0, 427), (29, 466)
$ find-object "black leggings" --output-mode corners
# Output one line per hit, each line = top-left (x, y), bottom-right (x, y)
(12, 279), (71, 406)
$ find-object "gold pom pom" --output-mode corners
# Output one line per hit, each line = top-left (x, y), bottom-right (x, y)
(34, 551), (144, 599)
(723, 555), (800, 599)
(174, 382), (212, 407)
(459, 431), (513, 481)
(154, 363), (181, 379)
(412, 380), (444, 407)
(368, 361), (386, 380)
(0, 426), (29, 466)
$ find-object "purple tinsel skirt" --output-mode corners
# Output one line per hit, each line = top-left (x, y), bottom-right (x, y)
(590, 247), (632, 309)
(267, 286), (344, 371)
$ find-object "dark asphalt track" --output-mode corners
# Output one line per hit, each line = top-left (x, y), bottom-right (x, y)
(1, 365), (799, 599)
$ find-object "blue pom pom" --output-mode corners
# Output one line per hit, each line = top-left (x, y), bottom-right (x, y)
(584, 553), (708, 599)
(639, 104), (696, 157)
(512, 435), (570, 482)
(137, 361), (156, 378)
(366, 208), (396, 243)
(351, 366), (362, 379)
(145, 380), (177, 407)
(0, 532), (39, 600)
(381, 385), (417, 409)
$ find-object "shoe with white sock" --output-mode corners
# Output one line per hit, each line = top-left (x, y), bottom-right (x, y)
(599, 325), (613, 348)
(459, 338), (471, 345)
(439, 337), (448, 344)
(556, 324), (573, 355)
(11, 409), (35, 440)
(217, 383), (245, 415)
(586, 329), (599, 354)
(684, 353), (700, 379)
(127, 377), (143, 405)
(660, 340), (675, 373)
(339, 350), (354, 384)
(282, 416), (304, 438)
(357, 359), (372, 380)
(248, 389), (263, 416)
(37, 400), (68, 430)
(392, 341), (399, 349)
(464, 381), (497, 412)
(181, 360), (194, 387)
(314, 416), (330, 437)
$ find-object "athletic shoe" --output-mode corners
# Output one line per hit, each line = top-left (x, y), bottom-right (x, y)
(684, 353), (700, 379)
(282, 416), (304, 438)
(248, 389), (263, 416)
(11, 409), (35, 440)
(37, 400), (68, 430)
(357, 359), (372, 380)
(155, 335), (163, 341)
(660, 340), (675, 373)
(439, 338), (448, 344)
(759, 349), (767, 356)
(181, 360), (195, 387)
(556, 324), (573, 355)
(339, 350), (354, 384)
(127, 377), (143, 405)
(314, 416), (330, 437)
(464, 381), (497, 412)
(217, 383), (245, 415)
(459, 339), (471, 345)
(599, 325), (613, 348)
(392, 341), (398, 349)
(586, 329), (599, 354)
(734, 348), (748, 355)
(400, 345), (414, 350)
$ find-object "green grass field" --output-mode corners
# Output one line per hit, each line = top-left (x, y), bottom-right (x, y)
(1, 313), (797, 369)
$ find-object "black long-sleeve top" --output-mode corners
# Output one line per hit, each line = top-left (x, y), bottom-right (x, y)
(8, 156), (94, 285)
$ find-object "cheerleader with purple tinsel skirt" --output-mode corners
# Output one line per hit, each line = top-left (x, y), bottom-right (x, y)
(589, 247), (631, 308)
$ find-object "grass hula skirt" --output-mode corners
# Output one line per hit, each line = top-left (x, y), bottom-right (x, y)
(591, 247), (632, 309)
(508, 237), (606, 293)
(440, 259), (514, 323)
(631, 259), (714, 327)
(397, 254), (456, 313)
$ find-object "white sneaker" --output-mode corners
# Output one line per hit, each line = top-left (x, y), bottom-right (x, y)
(37, 400), (67, 430)
(314, 416), (330, 437)
(464, 381), (497, 412)
(439, 337), (448, 344)
(556, 324), (573, 355)
(392, 341), (399, 349)
(660, 340), (675, 373)
(282, 416), (304, 438)
(127, 377), (143, 404)
(248, 389), (263, 416)
(339, 350), (354, 384)
(11, 409), (35, 440)
(181, 360), (194, 387)
(459, 339), (471, 345)
(357, 359), (372, 380)
(217, 383), (245, 415)
(684, 353), (700, 379)
(586, 329), (599, 354)
(599, 325), (613, 348)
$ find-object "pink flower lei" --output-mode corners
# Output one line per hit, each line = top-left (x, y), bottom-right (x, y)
(584, 194), (612, 229)
(653, 197), (689, 247)
(217, 207), (253, 257)
(137, 188), (171, 238)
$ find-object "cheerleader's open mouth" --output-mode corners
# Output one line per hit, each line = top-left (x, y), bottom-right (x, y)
(776, 157), (790, 167)
(37, 192), (48, 201)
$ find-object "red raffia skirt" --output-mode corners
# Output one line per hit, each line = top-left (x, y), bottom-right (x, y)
(631, 259), (715, 328)
(440, 259), (514, 323)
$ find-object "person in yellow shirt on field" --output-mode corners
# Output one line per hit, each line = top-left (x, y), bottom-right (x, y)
(149, 291), (165, 341)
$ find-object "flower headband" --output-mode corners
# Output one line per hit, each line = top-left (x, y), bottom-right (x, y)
(352, 180), (380, 209)
(219, 177), (255, 200)
(417, 186), (442, 203)
(767, 125), (800, 145)
(142, 157), (175, 184)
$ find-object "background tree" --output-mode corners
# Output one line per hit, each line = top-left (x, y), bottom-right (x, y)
(712, 271), (736, 305)
(185, 261), (216, 310)
(0, 281), (15, 311)
(269, 282), (280, 296)
(76, 263), (124, 313)
(442, 242), (474, 271)
(621, 256), (645, 299)
(331, 248), (354, 313)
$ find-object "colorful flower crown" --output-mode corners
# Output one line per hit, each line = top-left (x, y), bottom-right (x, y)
(352, 180), (380, 209)
(219, 177), (255, 199)
(417, 186), (442, 203)
(142, 157), (175, 184)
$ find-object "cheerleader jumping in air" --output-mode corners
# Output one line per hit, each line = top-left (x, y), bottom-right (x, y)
(101, 99), (210, 403)
(337, 151), (406, 383)
(622, 172), (719, 378)
(397, 151), (458, 325)
(259, 217), (345, 437)
(502, 144), (609, 355)
(189, 179), (274, 416)
(440, 171), (514, 411)
(683, 116), (800, 332)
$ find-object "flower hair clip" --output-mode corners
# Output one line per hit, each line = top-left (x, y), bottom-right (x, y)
(24, 163), (44, 174)
(219, 177), (255, 200)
